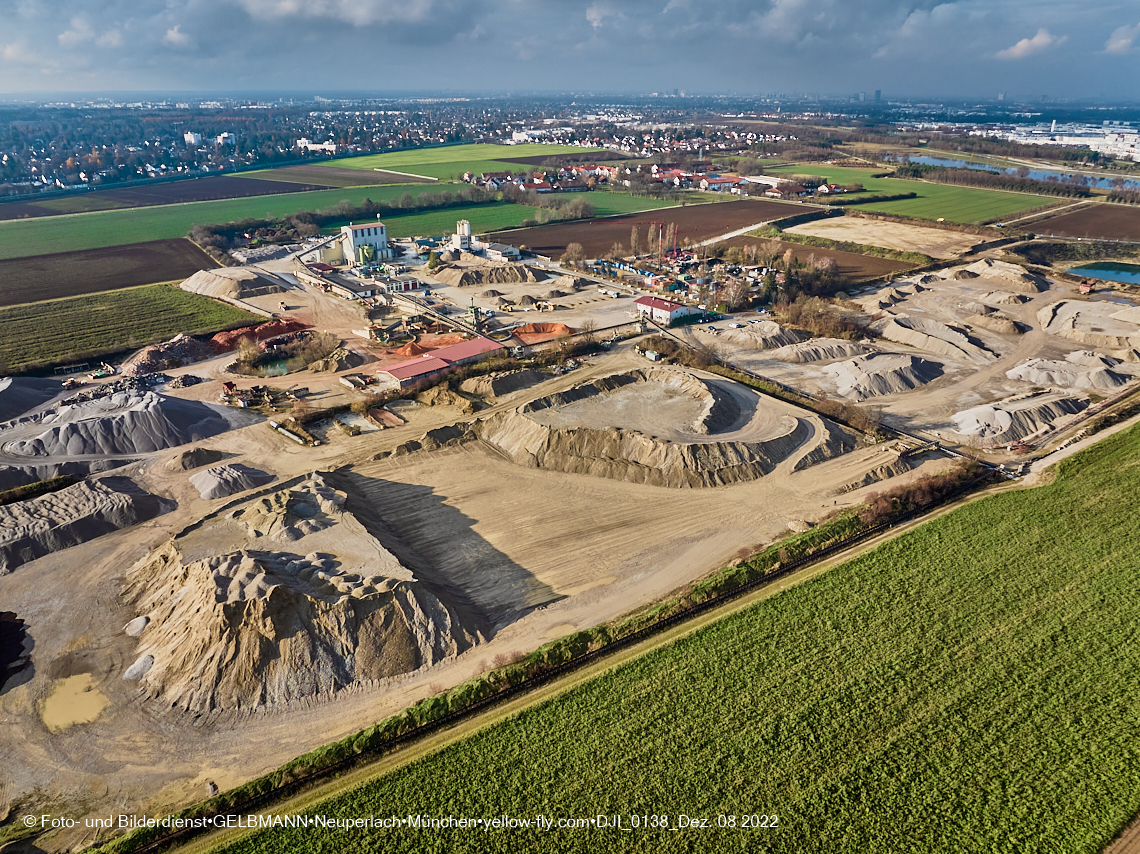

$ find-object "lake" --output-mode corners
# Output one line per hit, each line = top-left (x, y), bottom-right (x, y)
(1069, 262), (1140, 285)
(887, 154), (1140, 191)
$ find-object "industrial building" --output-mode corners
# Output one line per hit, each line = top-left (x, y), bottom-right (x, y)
(634, 296), (701, 325)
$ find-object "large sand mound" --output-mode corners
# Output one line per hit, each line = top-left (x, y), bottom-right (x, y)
(412, 368), (859, 488)
(952, 393), (1088, 447)
(1006, 358), (1133, 390)
(180, 268), (285, 300)
(823, 353), (944, 400)
(185, 268), (285, 299)
(0, 477), (169, 574)
(189, 464), (275, 500)
(1035, 300), (1140, 349)
(0, 377), (61, 423)
(961, 258), (1048, 293)
(967, 312), (1022, 335)
(123, 473), (483, 712)
(432, 262), (546, 288)
(721, 321), (801, 349)
(983, 291), (1029, 306)
(771, 338), (875, 363)
(460, 369), (546, 398)
(514, 322), (576, 345)
(3, 392), (229, 457)
(872, 314), (998, 364)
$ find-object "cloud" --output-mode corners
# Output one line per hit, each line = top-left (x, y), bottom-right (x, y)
(1105, 22), (1140, 54)
(97, 29), (123, 49)
(2, 42), (28, 62)
(586, 2), (619, 29)
(238, 0), (437, 27)
(996, 27), (1064, 59)
(163, 25), (192, 47)
(58, 17), (94, 48)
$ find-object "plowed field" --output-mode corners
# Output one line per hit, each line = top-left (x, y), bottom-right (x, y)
(1032, 204), (1140, 241)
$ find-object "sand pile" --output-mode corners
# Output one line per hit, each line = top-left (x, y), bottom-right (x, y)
(432, 263), (545, 288)
(723, 321), (801, 349)
(416, 386), (478, 414)
(460, 369), (546, 398)
(308, 347), (363, 373)
(1110, 306), (1140, 325)
(210, 320), (308, 354)
(394, 341), (431, 357)
(481, 289), (503, 298)
(952, 393), (1088, 447)
(1006, 358), (1132, 390)
(772, 338), (874, 363)
(514, 322), (576, 345)
(983, 291), (1029, 306)
(4, 392), (229, 457)
(872, 314), (998, 364)
(421, 368), (859, 488)
(189, 464), (275, 500)
(166, 447), (226, 471)
(121, 334), (216, 377)
(0, 377), (61, 423)
(968, 311), (1022, 335)
(823, 353), (944, 400)
(518, 294), (538, 307)
(545, 289), (569, 299)
(1065, 350), (1121, 369)
(122, 473), (483, 711)
(180, 268), (285, 300)
(953, 269), (979, 280)
(438, 249), (459, 263)
(552, 275), (590, 290)
(1037, 301), (1140, 349)
(838, 455), (912, 494)
(961, 258), (1048, 293)
(0, 477), (168, 574)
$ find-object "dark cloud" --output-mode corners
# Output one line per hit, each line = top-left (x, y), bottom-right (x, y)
(0, 0), (1136, 98)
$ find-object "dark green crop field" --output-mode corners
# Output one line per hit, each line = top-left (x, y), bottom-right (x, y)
(213, 422), (1140, 854)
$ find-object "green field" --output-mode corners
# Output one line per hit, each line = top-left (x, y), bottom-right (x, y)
(215, 426), (1140, 854)
(325, 143), (607, 180)
(0, 283), (258, 370)
(0, 186), (444, 260)
(322, 203), (544, 239)
(765, 164), (1043, 223)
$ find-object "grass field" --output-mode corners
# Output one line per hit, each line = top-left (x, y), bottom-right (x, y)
(0, 283), (258, 370)
(214, 426), (1140, 854)
(0, 186), (433, 260)
(322, 203), (543, 239)
(325, 143), (605, 180)
(765, 164), (1044, 223)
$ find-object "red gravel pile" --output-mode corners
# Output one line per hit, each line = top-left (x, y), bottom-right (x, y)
(210, 320), (309, 354)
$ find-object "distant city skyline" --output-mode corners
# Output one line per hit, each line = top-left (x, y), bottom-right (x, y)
(0, 0), (1137, 100)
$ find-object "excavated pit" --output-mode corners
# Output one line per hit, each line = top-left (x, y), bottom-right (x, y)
(122, 473), (486, 713)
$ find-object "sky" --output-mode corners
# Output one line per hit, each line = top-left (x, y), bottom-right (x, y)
(1, 0), (1138, 100)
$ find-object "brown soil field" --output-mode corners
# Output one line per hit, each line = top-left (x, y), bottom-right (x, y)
(720, 235), (914, 282)
(784, 217), (980, 259)
(1032, 204), (1140, 241)
(488, 199), (800, 257)
(243, 164), (434, 187)
(0, 177), (330, 221)
(0, 238), (217, 307)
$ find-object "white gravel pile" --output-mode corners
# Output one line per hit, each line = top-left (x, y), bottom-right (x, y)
(1006, 358), (1133, 390)
(823, 353), (944, 400)
(952, 394), (1088, 447)
(771, 338), (875, 363)
(189, 464), (275, 500)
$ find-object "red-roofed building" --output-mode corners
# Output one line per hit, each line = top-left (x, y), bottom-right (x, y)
(634, 296), (700, 325)
(378, 356), (452, 389)
(431, 337), (505, 365)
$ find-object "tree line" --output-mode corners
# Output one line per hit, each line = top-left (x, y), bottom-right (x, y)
(892, 163), (1091, 198)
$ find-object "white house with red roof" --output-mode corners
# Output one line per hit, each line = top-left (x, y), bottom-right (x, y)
(634, 296), (700, 325)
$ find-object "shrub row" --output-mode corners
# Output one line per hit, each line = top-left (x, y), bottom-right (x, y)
(0, 476), (77, 508)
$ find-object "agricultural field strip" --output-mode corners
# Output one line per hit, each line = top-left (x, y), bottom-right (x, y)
(324, 144), (606, 178)
(208, 424), (1140, 854)
(0, 283), (259, 370)
(765, 164), (1047, 224)
(164, 490), (987, 854)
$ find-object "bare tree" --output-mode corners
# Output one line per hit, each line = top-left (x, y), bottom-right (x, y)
(630, 225), (640, 258)
(665, 222), (677, 253)
(561, 242), (586, 266)
(579, 319), (598, 343)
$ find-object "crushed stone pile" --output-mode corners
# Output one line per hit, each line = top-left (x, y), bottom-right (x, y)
(166, 447), (226, 471)
(0, 377), (61, 423)
(432, 263), (546, 288)
(121, 335), (215, 377)
(952, 394), (1088, 447)
(460, 369), (546, 398)
(982, 291), (1029, 305)
(122, 473), (484, 711)
(961, 258), (1048, 293)
(1066, 350), (1121, 369)
(723, 321), (801, 349)
(166, 374), (204, 390)
(210, 320), (309, 354)
(823, 353), (944, 400)
(518, 294), (538, 307)
(771, 338), (874, 363)
(4, 392), (229, 457)
(308, 347), (363, 373)
(437, 249), (459, 263)
(180, 268), (284, 300)
(189, 464), (275, 500)
(1006, 358), (1133, 390)
(872, 314), (998, 364)
(837, 455), (912, 494)
(0, 477), (168, 574)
